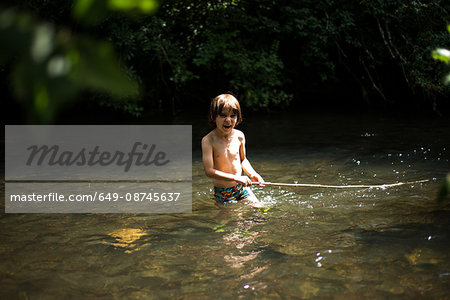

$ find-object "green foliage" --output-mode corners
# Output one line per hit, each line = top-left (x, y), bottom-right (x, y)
(432, 25), (450, 85)
(73, 0), (158, 25)
(0, 1), (158, 123)
(3, 0), (449, 120)
(193, 31), (292, 109)
(135, 0), (446, 111)
(113, 0), (296, 110)
(433, 48), (450, 64)
(0, 8), (138, 122)
(107, 0), (448, 113)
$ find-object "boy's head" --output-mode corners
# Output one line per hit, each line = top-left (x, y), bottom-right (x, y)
(208, 94), (243, 127)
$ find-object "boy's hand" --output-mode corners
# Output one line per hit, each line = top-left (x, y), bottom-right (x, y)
(235, 175), (252, 187)
(250, 173), (265, 187)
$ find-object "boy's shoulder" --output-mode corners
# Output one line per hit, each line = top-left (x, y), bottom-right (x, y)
(202, 129), (214, 139)
(233, 129), (245, 139)
(201, 130), (215, 145)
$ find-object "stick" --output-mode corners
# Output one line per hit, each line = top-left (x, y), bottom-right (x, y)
(251, 179), (429, 189)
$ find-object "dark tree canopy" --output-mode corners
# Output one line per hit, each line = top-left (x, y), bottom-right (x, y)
(1, 0), (449, 122)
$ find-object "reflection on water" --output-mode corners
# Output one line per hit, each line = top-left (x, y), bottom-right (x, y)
(104, 228), (147, 253)
(1, 113), (450, 298)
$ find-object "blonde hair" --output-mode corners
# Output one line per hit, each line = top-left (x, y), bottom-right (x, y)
(208, 94), (243, 127)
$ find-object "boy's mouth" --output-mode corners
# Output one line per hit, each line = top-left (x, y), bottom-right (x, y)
(223, 124), (232, 129)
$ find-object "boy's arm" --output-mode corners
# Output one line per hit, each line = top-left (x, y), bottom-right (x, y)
(242, 159), (264, 182)
(240, 135), (265, 186)
(201, 136), (251, 186)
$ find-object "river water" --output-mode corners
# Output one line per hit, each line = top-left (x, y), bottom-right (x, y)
(1, 113), (449, 298)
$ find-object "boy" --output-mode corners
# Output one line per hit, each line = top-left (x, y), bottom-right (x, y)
(201, 94), (266, 208)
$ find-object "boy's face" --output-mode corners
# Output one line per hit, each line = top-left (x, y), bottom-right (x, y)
(215, 106), (237, 134)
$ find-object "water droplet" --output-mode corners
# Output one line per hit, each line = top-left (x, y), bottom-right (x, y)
(243, 284), (250, 289)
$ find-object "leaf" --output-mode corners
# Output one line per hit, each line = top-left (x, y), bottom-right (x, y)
(108, 0), (158, 13)
(212, 223), (226, 232)
(73, 0), (95, 19)
(2, 8), (140, 123)
(73, 0), (158, 25)
(432, 48), (450, 64)
(69, 38), (139, 97)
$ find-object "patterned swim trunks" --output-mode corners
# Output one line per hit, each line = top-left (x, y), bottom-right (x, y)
(214, 184), (251, 205)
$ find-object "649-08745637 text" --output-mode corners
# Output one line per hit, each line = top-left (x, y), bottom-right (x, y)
(8, 192), (181, 202)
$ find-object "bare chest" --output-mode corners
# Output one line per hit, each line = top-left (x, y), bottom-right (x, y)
(213, 138), (241, 162)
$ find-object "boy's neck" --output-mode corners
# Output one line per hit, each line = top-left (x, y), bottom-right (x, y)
(214, 127), (234, 139)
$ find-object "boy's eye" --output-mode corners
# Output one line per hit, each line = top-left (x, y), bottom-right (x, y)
(230, 115), (236, 118)
(219, 114), (226, 117)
